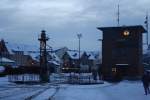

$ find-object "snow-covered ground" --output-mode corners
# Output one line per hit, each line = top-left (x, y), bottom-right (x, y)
(0, 76), (150, 100)
(0, 76), (58, 100)
(54, 81), (150, 100)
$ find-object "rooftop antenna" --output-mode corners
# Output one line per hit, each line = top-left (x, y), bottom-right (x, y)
(117, 4), (120, 26)
(144, 12), (149, 46)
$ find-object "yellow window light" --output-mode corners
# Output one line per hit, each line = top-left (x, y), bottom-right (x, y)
(123, 30), (130, 36)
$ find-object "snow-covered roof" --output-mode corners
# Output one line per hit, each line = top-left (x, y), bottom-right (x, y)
(67, 50), (84, 59)
(0, 66), (5, 72)
(5, 43), (39, 53)
(47, 52), (61, 66)
(1, 57), (15, 63)
(27, 51), (61, 64)
(50, 53), (61, 62)
(86, 52), (96, 60)
(86, 51), (99, 60)
(53, 46), (68, 52)
(5, 42), (61, 61)
(66, 50), (99, 60)
(27, 51), (40, 61)
(48, 61), (60, 66)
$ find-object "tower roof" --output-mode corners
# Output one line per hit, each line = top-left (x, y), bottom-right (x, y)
(97, 25), (146, 33)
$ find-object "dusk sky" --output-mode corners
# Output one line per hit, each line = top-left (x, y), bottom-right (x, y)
(0, 0), (149, 51)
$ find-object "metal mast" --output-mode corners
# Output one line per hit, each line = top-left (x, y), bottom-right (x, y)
(145, 12), (149, 46)
(38, 30), (49, 83)
(77, 34), (82, 71)
(117, 4), (120, 26)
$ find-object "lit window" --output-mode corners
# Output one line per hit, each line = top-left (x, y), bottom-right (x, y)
(123, 30), (130, 36)
(112, 68), (116, 72)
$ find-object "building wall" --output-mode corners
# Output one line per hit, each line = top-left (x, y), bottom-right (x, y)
(62, 52), (95, 72)
(99, 26), (145, 80)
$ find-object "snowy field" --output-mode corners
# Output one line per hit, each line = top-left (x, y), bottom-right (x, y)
(0, 76), (150, 100)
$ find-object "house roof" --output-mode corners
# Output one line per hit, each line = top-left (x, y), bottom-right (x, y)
(5, 43), (39, 53)
(65, 50), (99, 60)
(27, 51), (40, 61)
(48, 52), (61, 66)
(86, 52), (97, 60)
(1, 57), (15, 63)
(67, 50), (84, 59)
(97, 25), (146, 33)
(27, 51), (61, 65)
(50, 52), (61, 62)
(48, 61), (60, 66)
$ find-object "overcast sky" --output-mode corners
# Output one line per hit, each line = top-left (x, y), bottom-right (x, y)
(0, 0), (149, 51)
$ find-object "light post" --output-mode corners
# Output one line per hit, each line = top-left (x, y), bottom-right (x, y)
(98, 39), (102, 63)
(98, 38), (103, 81)
(77, 34), (82, 72)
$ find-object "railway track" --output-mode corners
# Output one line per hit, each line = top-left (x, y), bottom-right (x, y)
(0, 79), (67, 100)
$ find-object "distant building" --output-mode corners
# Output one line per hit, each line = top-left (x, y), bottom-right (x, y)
(81, 52), (97, 72)
(54, 47), (68, 61)
(0, 39), (16, 66)
(62, 50), (97, 72)
(0, 39), (39, 66)
(98, 25), (146, 80)
(5, 41), (37, 66)
(47, 52), (61, 73)
(0, 57), (15, 66)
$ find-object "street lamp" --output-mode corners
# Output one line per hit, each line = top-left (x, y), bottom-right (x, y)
(98, 38), (103, 80)
(77, 34), (82, 71)
(98, 38), (102, 63)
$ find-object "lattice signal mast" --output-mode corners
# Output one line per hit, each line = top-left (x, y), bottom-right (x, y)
(38, 30), (49, 83)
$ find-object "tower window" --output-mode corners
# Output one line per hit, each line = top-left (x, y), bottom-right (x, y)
(123, 30), (130, 36)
